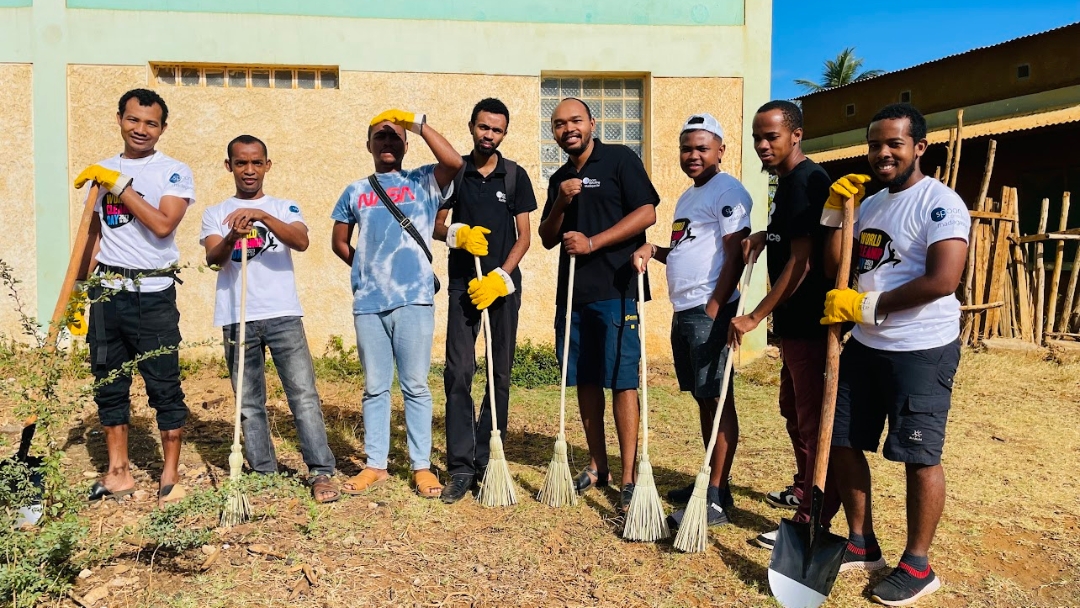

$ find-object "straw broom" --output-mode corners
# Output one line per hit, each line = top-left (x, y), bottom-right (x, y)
(475, 257), (517, 507)
(623, 269), (669, 541)
(221, 237), (252, 527)
(537, 255), (578, 507)
(673, 259), (755, 553)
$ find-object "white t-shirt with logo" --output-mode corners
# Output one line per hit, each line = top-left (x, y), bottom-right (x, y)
(665, 171), (753, 312)
(200, 195), (306, 327)
(852, 176), (970, 351)
(92, 151), (196, 292)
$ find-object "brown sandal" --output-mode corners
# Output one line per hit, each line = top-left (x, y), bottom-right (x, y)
(413, 470), (443, 499)
(341, 469), (387, 495)
(309, 474), (340, 504)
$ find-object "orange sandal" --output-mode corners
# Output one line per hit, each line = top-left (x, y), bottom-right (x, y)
(413, 470), (443, 499)
(341, 469), (388, 495)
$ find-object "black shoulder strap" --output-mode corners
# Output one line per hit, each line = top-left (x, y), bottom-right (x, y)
(451, 158), (467, 207)
(503, 158), (517, 205)
(366, 174), (433, 263)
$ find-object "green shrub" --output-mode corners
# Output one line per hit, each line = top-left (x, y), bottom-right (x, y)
(510, 340), (561, 388)
(313, 335), (363, 381)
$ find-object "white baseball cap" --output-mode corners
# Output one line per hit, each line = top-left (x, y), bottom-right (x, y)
(680, 113), (724, 140)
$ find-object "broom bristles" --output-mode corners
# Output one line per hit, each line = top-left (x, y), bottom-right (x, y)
(537, 434), (577, 507)
(477, 431), (517, 507)
(622, 453), (669, 542)
(672, 468), (712, 553)
(219, 484), (251, 528)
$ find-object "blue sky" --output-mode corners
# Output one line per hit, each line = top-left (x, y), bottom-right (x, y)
(771, 0), (1080, 100)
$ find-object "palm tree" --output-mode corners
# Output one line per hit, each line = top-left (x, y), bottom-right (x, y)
(794, 47), (885, 93)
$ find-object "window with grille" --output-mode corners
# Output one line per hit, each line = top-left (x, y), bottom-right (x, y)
(539, 76), (645, 183)
(152, 64), (339, 89)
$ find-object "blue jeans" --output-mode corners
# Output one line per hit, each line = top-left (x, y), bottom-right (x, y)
(354, 304), (435, 471)
(222, 316), (335, 476)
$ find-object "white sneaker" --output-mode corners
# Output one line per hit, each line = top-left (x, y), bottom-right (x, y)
(754, 528), (778, 549)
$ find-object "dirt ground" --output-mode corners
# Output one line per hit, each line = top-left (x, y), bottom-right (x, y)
(6, 348), (1080, 607)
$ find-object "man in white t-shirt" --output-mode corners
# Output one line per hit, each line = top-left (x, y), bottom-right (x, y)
(632, 113), (751, 528)
(74, 89), (194, 507)
(821, 103), (969, 606)
(200, 135), (338, 504)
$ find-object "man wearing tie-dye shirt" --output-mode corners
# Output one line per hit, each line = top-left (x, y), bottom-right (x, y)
(330, 110), (465, 499)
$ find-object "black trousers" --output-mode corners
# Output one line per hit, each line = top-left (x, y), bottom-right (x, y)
(87, 286), (188, 431)
(443, 288), (520, 476)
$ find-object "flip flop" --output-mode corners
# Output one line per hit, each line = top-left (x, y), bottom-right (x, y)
(87, 481), (136, 502)
(158, 483), (187, 506)
(413, 469), (443, 499)
(341, 469), (387, 495)
(308, 474), (340, 504)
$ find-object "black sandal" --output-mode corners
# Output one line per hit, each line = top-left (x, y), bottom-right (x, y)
(87, 481), (135, 502)
(619, 483), (636, 514)
(574, 466), (611, 495)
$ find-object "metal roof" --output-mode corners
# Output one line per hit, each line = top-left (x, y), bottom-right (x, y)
(794, 21), (1080, 100)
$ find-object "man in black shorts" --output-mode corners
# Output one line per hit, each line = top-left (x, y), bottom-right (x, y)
(539, 97), (659, 513)
(822, 103), (969, 606)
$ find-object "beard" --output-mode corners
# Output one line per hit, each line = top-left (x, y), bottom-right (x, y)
(882, 161), (917, 189)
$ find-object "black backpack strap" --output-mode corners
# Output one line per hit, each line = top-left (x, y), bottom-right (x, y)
(502, 158), (517, 207)
(366, 174), (434, 263)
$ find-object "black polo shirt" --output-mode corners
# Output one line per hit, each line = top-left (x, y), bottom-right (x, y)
(442, 152), (537, 291)
(541, 139), (660, 306)
(766, 158), (832, 339)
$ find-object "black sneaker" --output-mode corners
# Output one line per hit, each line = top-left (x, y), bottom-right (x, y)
(666, 486), (729, 529)
(840, 541), (888, 573)
(753, 528), (777, 549)
(765, 485), (800, 509)
(668, 483), (734, 509)
(439, 473), (474, 504)
(871, 564), (941, 606)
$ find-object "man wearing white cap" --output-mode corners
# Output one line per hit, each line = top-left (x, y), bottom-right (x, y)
(632, 113), (752, 527)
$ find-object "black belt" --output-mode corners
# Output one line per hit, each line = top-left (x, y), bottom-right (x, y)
(97, 263), (183, 285)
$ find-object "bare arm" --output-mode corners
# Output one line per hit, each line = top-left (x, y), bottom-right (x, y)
(539, 179), (583, 249)
(728, 235), (813, 346)
(876, 239), (967, 314)
(562, 203), (657, 255)
(118, 190), (189, 239)
(203, 233), (239, 267)
(705, 229), (749, 319)
(420, 125), (464, 190)
(223, 208), (309, 252)
(331, 221), (355, 266)
(78, 214), (103, 281)
(433, 208), (450, 242)
(500, 212), (532, 275)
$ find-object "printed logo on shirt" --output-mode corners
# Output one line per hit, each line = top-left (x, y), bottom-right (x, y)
(102, 192), (136, 229)
(230, 225), (278, 262)
(856, 228), (901, 274)
(289, 205), (300, 213)
(669, 218), (696, 249)
(582, 177), (601, 188)
(722, 206), (734, 218)
(931, 207), (948, 222)
(496, 191), (507, 203)
(357, 186), (415, 208)
(169, 173), (181, 184)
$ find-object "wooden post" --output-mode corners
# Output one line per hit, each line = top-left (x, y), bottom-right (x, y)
(975, 140), (997, 214)
(948, 109), (965, 191)
(972, 199), (994, 340)
(943, 128), (956, 184)
(1008, 188), (1033, 341)
(1061, 245), (1080, 334)
(1046, 192), (1071, 337)
(986, 190), (1014, 338)
(933, 166), (941, 181)
(1035, 198), (1050, 345)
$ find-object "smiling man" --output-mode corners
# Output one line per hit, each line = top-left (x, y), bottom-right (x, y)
(200, 135), (338, 504)
(538, 97), (659, 513)
(331, 109), (463, 500)
(75, 88), (194, 508)
(433, 98), (536, 504)
(822, 103), (969, 606)
(631, 113), (751, 528)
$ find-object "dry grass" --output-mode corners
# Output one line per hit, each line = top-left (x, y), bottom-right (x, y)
(8, 349), (1079, 607)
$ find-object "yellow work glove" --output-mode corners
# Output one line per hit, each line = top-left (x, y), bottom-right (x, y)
(73, 164), (133, 197)
(468, 268), (515, 310)
(820, 174), (872, 227)
(446, 224), (490, 257)
(370, 109), (426, 135)
(820, 288), (883, 326)
(66, 289), (88, 336)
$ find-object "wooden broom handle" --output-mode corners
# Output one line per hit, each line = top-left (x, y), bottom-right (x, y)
(47, 184), (100, 347)
(812, 197), (855, 491)
(475, 256), (499, 432)
(557, 256), (576, 434)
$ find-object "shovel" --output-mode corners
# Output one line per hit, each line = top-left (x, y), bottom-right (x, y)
(768, 196), (854, 608)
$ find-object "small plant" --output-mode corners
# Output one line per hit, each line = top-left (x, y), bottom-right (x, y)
(511, 340), (561, 388)
(314, 335), (363, 381)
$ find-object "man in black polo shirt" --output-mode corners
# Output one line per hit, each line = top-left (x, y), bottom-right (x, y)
(539, 97), (659, 513)
(434, 98), (537, 504)
(729, 100), (846, 551)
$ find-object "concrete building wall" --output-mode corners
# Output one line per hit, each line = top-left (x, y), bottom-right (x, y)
(0, 64), (36, 331)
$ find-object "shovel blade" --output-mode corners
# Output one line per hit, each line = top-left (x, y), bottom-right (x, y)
(768, 518), (847, 608)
